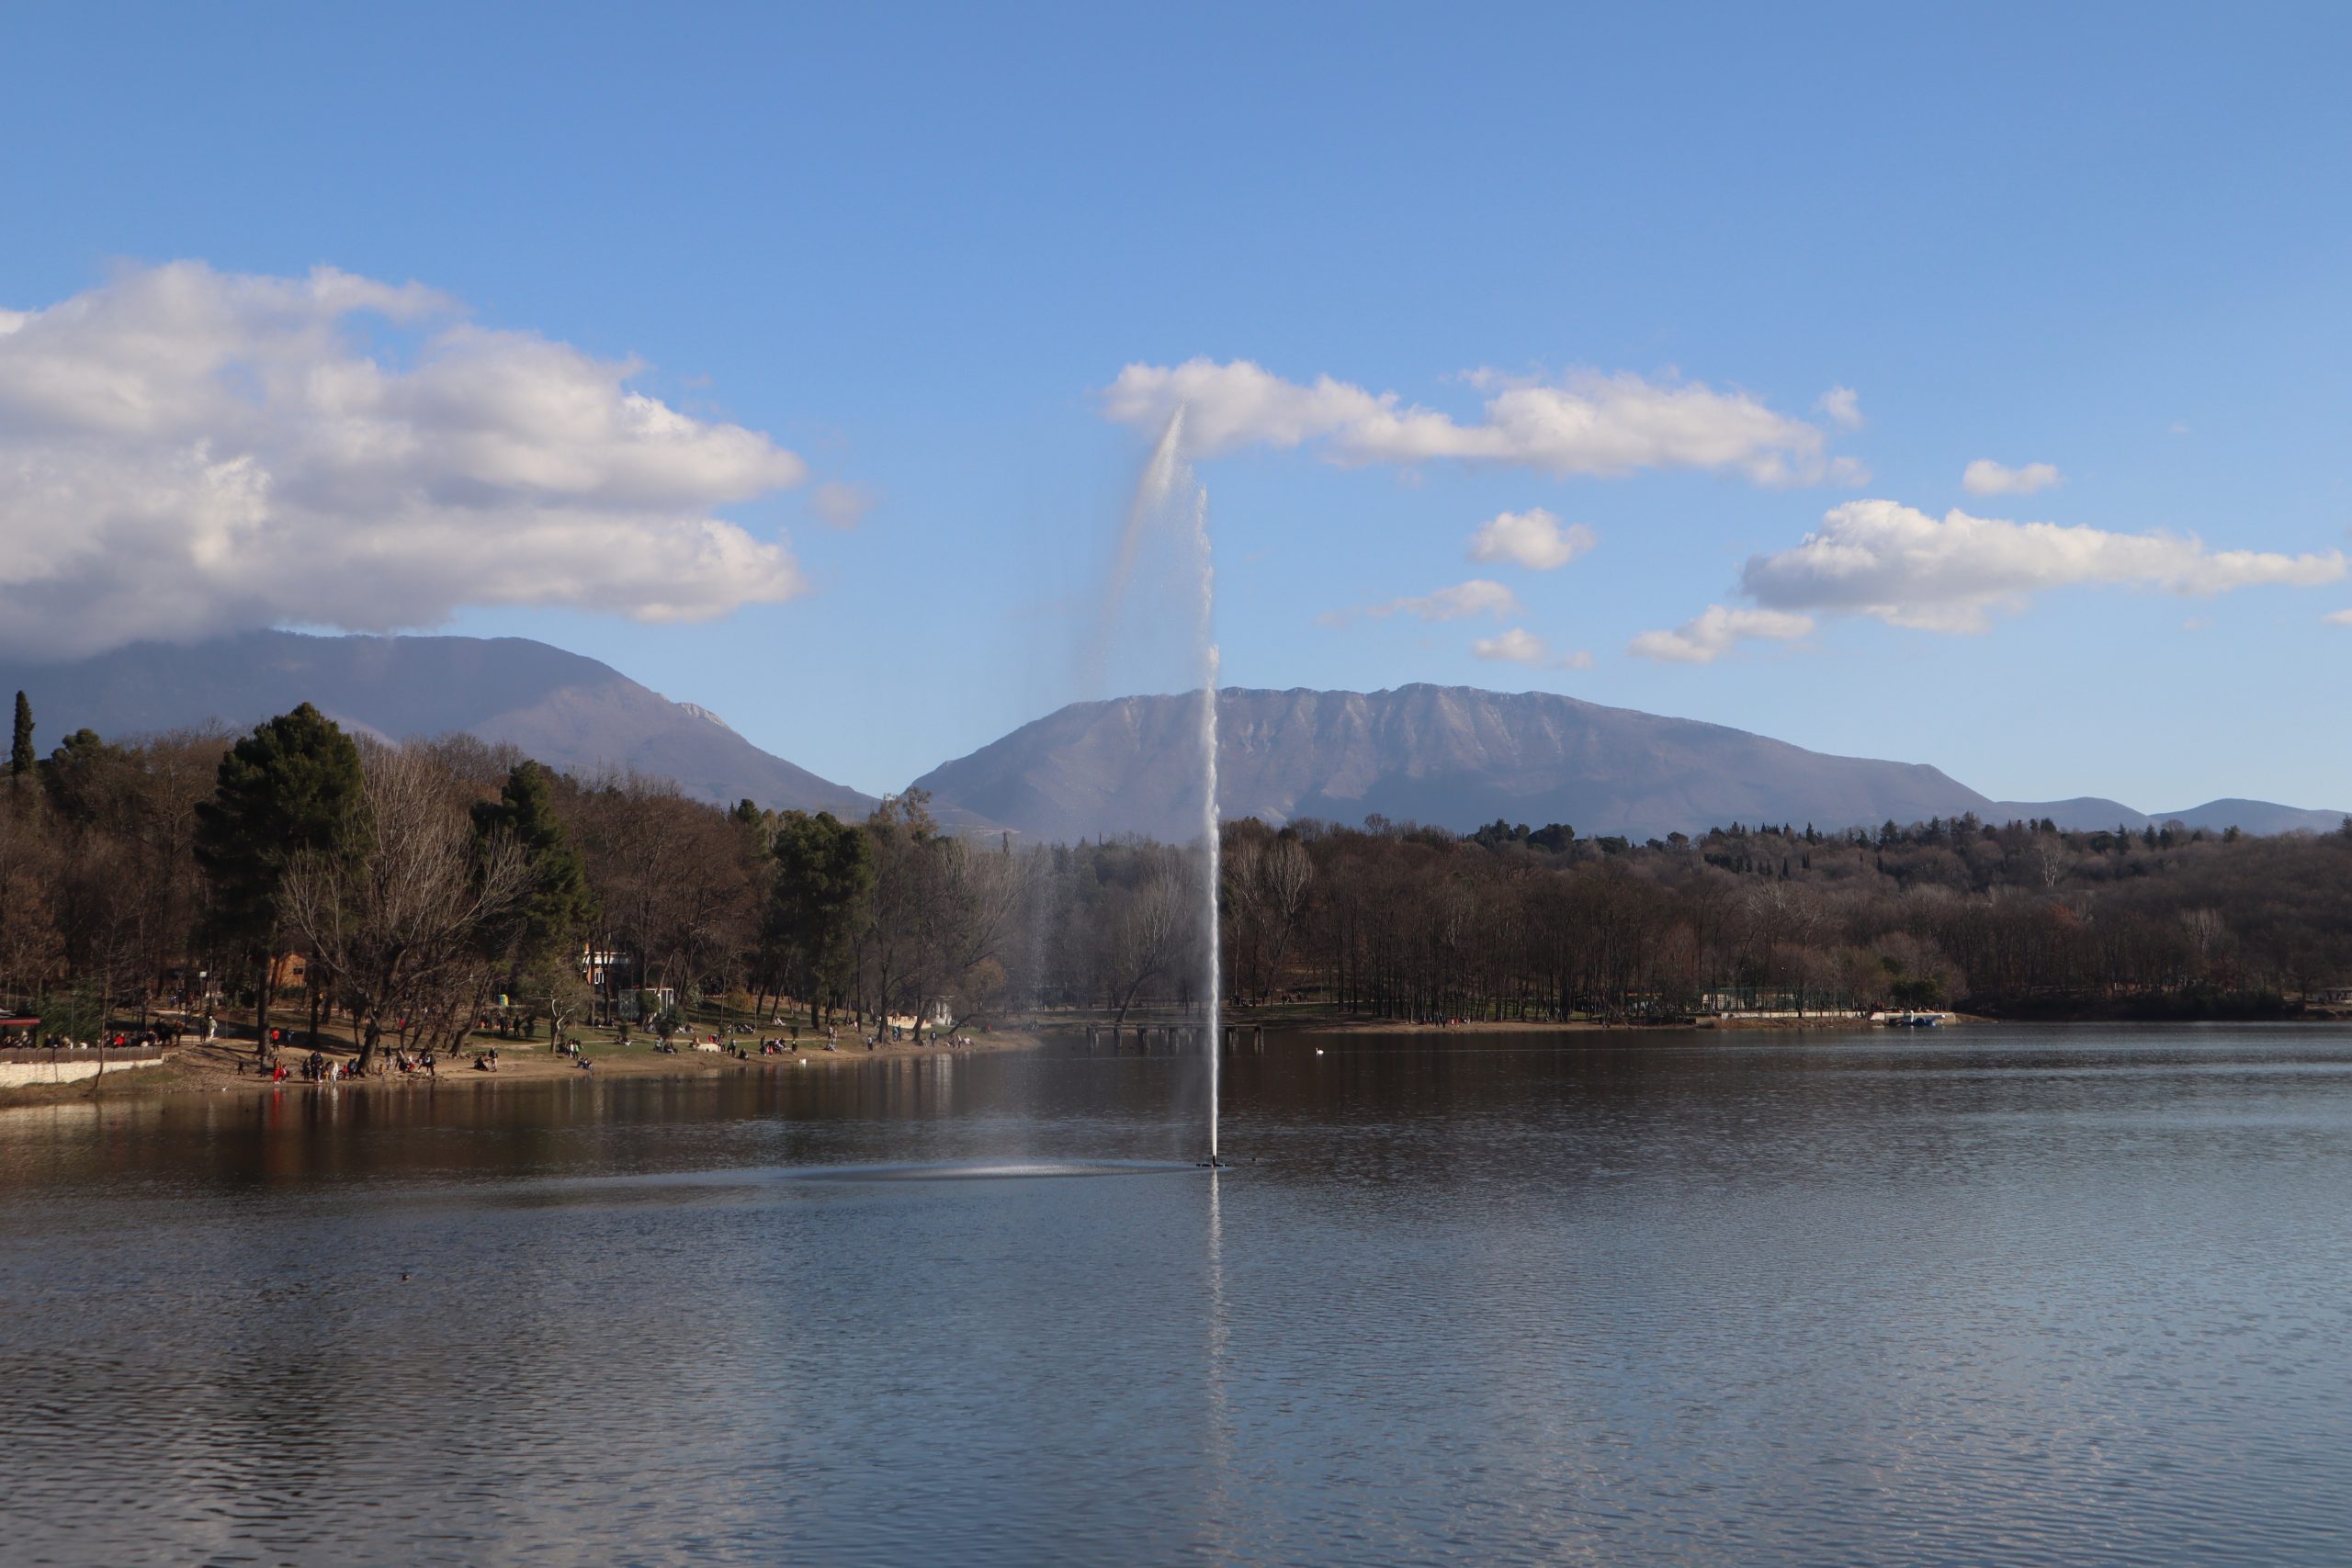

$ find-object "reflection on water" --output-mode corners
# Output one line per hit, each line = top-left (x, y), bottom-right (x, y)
(6, 1026), (2352, 1564)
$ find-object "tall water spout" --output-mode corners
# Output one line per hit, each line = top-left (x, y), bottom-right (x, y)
(1191, 490), (1221, 1162)
(1099, 409), (1220, 1161)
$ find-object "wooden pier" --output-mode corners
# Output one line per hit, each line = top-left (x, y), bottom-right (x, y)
(1084, 1023), (1266, 1054)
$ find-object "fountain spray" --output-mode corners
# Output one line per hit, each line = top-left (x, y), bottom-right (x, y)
(1103, 409), (1224, 1167)
(1192, 488), (1223, 1167)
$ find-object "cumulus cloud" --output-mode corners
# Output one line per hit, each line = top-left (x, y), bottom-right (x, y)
(1818, 386), (1863, 430)
(1627, 606), (1815, 665)
(1471, 626), (1594, 670)
(1319, 579), (1521, 626)
(1737, 499), (2346, 633)
(2326, 609), (2352, 627)
(1102, 357), (1863, 486)
(809, 480), (876, 529)
(0, 261), (813, 658)
(1962, 457), (2063, 496)
(1466, 507), (1596, 571)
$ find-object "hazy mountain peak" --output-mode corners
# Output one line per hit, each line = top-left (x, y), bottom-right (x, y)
(910, 684), (2346, 843)
(1, 630), (874, 819)
(913, 684), (1992, 842)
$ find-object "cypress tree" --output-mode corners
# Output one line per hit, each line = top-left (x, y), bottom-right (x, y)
(9, 692), (30, 779)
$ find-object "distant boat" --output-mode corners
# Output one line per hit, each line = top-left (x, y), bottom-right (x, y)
(1873, 1010), (1945, 1029)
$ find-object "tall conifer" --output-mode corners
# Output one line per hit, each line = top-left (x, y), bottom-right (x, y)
(472, 760), (594, 967)
(9, 692), (31, 779)
(193, 704), (367, 1055)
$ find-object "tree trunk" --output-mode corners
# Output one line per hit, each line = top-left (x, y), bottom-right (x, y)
(254, 944), (274, 1062)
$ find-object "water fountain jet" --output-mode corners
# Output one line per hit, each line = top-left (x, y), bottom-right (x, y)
(1102, 411), (1225, 1168)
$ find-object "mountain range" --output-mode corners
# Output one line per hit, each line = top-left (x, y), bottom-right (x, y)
(0, 631), (876, 819)
(5, 633), (2340, 841)
(910, 685), (2347, 840)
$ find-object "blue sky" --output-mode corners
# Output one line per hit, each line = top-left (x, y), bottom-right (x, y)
(4, 4), (2349, 808)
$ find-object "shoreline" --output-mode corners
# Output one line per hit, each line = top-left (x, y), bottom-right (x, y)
(16, 1008), (2346, 1110)
(1294, 1013), (1956, 1035)
(0, 1028), (1043, 1110)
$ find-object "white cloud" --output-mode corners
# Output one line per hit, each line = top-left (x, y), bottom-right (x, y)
(1321, 578), (1521, 626)
(2326, 609), (2352, 627)
(810, 479), (876, 529)
(1471, 626), (1594, 669)
(1466, 507), (1596, 571)
(0, 261), (812, 658)
(1962, 457), (2063, 496)
(1818, 386), (1863, 430)
(1627, 605), (1815, 665)
(1737, 499), (2346, 633)
(1102, 357), (1862, 486)
(1374, 579), (1521, 621)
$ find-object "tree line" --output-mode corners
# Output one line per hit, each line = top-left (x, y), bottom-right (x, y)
(3, 693), (2349, 1064)
(0, 697), (1019, 1067)
(1251, 809), (2352, 1022)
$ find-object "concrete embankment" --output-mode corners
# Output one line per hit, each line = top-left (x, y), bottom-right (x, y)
(0, 1046), (167, 1089)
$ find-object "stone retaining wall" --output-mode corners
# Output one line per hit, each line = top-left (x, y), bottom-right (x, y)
(0, 1046), (166, 1089)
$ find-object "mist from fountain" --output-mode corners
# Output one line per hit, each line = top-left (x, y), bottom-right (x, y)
(1190, 487), (1221, 1163)
(1099, 409), (1220, 1162)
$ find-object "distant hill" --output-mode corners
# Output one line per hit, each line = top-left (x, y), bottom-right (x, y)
(1996, 796), (2349, 836)
(915, 685), (1987, 841)
(1, 631), (876, 818)
(911, 684), (2346, 843)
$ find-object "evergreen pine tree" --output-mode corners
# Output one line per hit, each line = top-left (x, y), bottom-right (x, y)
(193, 704), (368, 1055)
(765, 810), (876, 1028)
(471, 760), (594, 967)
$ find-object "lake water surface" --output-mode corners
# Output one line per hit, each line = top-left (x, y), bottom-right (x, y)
(6, 1024), (2352, 1565)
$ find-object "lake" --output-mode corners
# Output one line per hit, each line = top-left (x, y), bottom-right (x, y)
(6, 1024), (2352, 1565)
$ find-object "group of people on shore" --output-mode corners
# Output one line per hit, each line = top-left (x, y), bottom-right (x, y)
(22, 1028), (173, 1052)
(257, 1045), (440, 1083)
